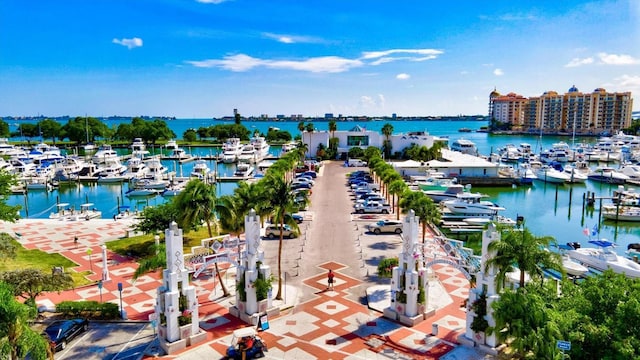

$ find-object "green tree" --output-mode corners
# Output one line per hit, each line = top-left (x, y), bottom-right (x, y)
(173, 180), (229, 296)
(0, 171), (20, 222)
(16, 123), (38, 144)
(399, 190), (440, 243)
(485, 226), (562, 289)
(388, 179), (408, 220)
(62, 117), (112, 145)
(0, 269), (73, 308)
(381, 123), (394, 158)
(0, 118), (9, 137)
(38, 119), (62, 144)
(0, 282), (52, 360)
(183, 129), (197, 142)
(328, 120), (337, 139)
(133, 202), (179, 234)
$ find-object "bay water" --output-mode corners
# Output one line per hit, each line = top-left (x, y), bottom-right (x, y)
(7, 119), (638, 253)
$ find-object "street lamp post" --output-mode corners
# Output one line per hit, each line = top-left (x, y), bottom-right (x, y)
(98, 280), (103, 303)
(117, 282), (124, 319)
(87, 248), (93, 272)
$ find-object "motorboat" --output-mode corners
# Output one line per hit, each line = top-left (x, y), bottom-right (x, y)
(587, 166), (630, 184)
(130, 138), (149, 158)
(190, 159), (211, 179)
(567, 240), (640, 279)
(620, 164), (640, 179)
(52, 157), (85, 181)
(234, 163), (254, 178)
(221, 138), (242, 163)
(144, 157), (168, 179)
(423, 183), (470, 203)
(498, 144), (522, 162)
(71, 203), (102, 221)
(49, 203), (71, 220)
(92, 144), (119, 164)
(442, 193), (505, 216)
(555, 245), (589, 277)
(250, 136), (270, 161)
(562, 165), (588, 183)
(463, 216), (517, 227)
(24, 176), (52, 191)
(125, 188), (161, 197)
(166, 147), (192, 160)
(165, 139), (179, 151)
(95, 158), (127, 181)
(280, 141), (297, 154)
(237, 144), (257, 163)
(124, 157), (149, 179)
(450, 138), (478, 156)
(534, 165), (570, 184)
(601, 205), (640, 222)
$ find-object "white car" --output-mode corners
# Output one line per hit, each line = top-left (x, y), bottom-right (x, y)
(354, 201), (391, 214)
(292, 177), (314, 186)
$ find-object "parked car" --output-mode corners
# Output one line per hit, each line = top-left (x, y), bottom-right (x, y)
(264, 224), (297, 239)
(290, 213), (304, 223)
(44, 318), (89, 351)
(354, 201), (391, 214)
(366, 220), (403, 234)
(355, 195), (386, 205)
(292, 177), (314, 186)
(291, 182), (312, 190)
(297, 171), (317, 178)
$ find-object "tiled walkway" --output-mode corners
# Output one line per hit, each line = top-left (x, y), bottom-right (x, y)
(2, 216), (485, 359)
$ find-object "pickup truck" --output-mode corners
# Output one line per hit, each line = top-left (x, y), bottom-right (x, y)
(353, 202), (391, 214)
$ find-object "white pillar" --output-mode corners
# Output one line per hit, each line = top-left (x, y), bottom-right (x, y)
(101, 244), (110, 282)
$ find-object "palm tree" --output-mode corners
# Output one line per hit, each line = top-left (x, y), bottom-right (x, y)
(0, 282), (52, 360)
(263, 174), (299, 300)
(381, 123), (394, 158)
(400, 190), (440, 243)
(174, 179), (229, 296)
(305, 123), (315, 159)
(388, 179), (408, 220)
(485, 226), (562, 289)
(328, 120), (337, 139)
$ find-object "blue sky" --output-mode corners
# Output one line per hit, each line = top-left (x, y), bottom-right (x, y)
(1, 0), (639, 118)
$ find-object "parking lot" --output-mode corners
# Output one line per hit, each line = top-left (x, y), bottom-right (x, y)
(53, 322), (154, 360)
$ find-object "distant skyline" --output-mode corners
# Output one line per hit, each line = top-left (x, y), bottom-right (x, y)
(1, 0), (639, 118)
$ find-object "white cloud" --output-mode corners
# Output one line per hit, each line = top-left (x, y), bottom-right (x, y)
(262, 32), (321, 44)
(196, 0), (227, 4)
(361, 49), (443, 61)
(186, 48), (441, 73)
(598, 52), (640, 65)
(396, 73), (410, 80)
(112, 37), (143, 49)
(359, 94), (385, 109)
(186, 54), (362, 73)
(493, 68), (504, 76)
(565, 57), (594, 67)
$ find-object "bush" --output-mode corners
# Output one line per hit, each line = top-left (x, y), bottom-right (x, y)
(56, 300), (120, 319)
(377, 257), (399, 278)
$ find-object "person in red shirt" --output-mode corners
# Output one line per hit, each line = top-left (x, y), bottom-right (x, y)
(327, 269), (335, 290)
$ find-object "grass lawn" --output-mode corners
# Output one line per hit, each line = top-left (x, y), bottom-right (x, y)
(107, 227), (218, 257)
(0, 235), (92, 286)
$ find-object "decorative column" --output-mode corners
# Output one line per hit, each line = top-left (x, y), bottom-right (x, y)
(155, 222), (204, 354)
(101, 244), (110, 282)
(461, 222), (501, 352)
(384, 210), (428, 326)
(230, 209), (275, 324)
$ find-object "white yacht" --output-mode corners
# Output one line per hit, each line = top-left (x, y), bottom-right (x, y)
(562, 165), (588, 183)
(535, 165), (570, 184)
(237, 144), (257, 163)
(53, 157), (85, 181)
(442, 193), (505, 216)
(567, 240), (640, 279)
(144, 157), (168, 179)
(620, 164), (640, 179)
(190, 159), (211, 179)
(124, 157), (149, 179)
(280, 141), (297, 154)
(250, 136), (270, 161)
(92, 144), (119, 164)
(221, 138), (242, 163)
(165, 139), (179, 151)
(423, 184), (470, 203)
(130, 138), (149, 158)
(234, 163), (254, 178)
(450, 138), (477, 155)
(588, 166), (630, 184)
(166, 147), (191, 160)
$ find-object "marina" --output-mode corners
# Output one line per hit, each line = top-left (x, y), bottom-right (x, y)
(3, 118), (640, 258)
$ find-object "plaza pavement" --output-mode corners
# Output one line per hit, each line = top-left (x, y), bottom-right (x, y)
(0, 161), (493, 359)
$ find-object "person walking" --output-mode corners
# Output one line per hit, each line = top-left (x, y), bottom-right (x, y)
(327, 269), (335, 290)
(74, 236), (78, 248)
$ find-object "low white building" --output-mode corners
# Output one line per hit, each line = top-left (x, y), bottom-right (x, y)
(303, 125), (447, 159)
(424, 149), (500, 178)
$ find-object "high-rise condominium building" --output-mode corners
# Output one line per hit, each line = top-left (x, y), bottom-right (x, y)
(489, 86), (634, 134)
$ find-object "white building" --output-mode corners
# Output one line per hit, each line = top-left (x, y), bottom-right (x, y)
(303, 125), (447, 159)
